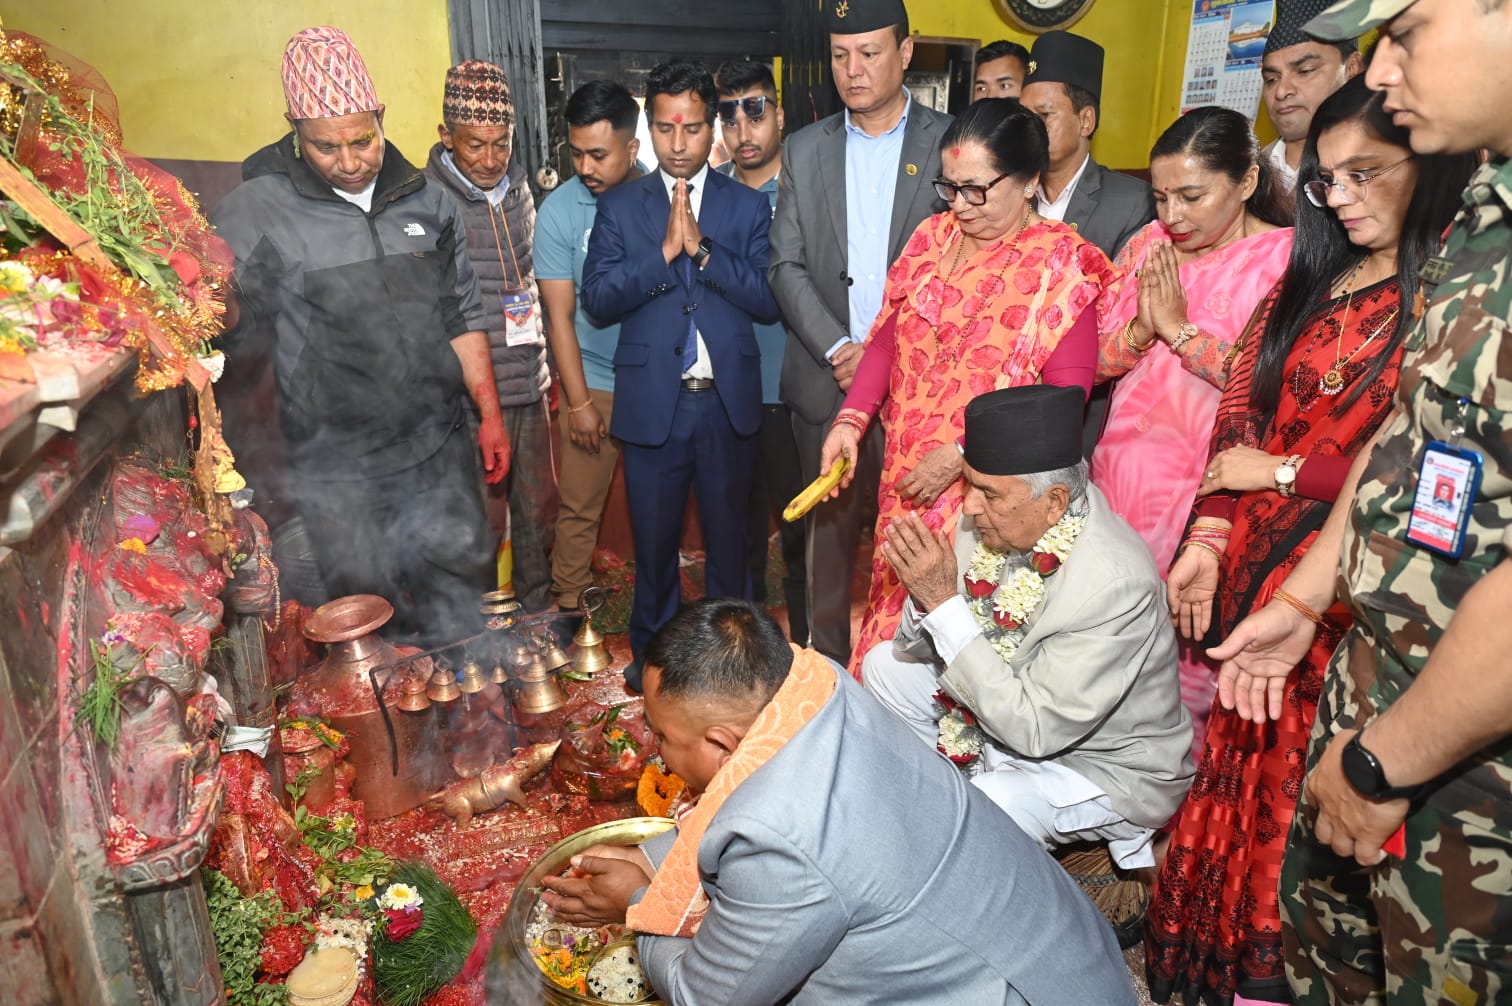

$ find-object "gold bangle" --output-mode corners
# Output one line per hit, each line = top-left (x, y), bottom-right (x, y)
(1273, 588), (1327, 626)
(1190, 519), (1233, 532)
(1123, 318), (1157, 352)
(568, 399), (594, 415)
(1181, 539), (1224, 561)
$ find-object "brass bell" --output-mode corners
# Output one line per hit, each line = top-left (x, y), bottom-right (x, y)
(427, 666), (461, 703)
(536, 634), (571, 672)
(395, 670), (431, 712)
(515, 647), (549, 679)
(489, 663), (509, 685)
(510, 667), (569, 715)
(571, 586), (611, 677)
(458, 659), (489, 695)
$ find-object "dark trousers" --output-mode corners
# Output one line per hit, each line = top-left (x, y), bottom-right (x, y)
(483, 398), (559, 612)
(293, 427), (494, 648)
(621, 387), (757, 658)
(791, 407), (883, 666)
(747, 403), (809, 644)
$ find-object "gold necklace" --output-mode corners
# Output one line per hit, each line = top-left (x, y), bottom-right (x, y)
(936, 210), (1036, 362)
(1319, 305), (1399, 396)
(945, 209), (1034, 279)
(1319, 257), (1367, 394)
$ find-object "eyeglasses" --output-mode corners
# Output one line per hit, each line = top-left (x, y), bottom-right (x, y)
(1302, 156), (1413, 208)
(717, 96), (770, 125)
(932, 172), (1010, 206)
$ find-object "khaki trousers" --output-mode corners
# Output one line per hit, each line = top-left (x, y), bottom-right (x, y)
(550, 387), (619, 608)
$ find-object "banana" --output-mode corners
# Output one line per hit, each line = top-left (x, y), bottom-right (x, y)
(783, 456), (850, 523)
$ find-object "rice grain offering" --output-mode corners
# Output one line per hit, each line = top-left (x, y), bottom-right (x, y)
(587, 940), (653, 1004)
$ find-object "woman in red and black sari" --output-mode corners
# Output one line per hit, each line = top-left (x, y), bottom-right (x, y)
(1145, 77), (1477, 1006)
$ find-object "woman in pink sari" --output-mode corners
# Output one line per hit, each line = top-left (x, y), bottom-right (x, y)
(1093, 107), (1292, 750)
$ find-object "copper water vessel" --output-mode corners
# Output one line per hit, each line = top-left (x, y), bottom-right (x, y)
(299, 595), (449, 819)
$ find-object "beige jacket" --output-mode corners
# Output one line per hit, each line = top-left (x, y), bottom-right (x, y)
(896, 484), (1194, 827)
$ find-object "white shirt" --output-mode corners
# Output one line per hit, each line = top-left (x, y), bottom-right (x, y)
(1263, 138), (1299, 200)
(332, 179), (377, 213)
(660, 162), (714, 380)
(1035, 153), (1091, 222)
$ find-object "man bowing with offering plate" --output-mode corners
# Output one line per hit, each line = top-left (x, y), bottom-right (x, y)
(534, 598), (1138, 1005)
(864, 386), (1193, 871)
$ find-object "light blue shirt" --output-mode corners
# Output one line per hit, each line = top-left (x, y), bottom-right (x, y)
(535, 175), (621, 392)
(841, 90), (912, 353)
(718, 162), (784, 403)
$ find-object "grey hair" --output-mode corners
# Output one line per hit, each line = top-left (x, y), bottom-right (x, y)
(1018, 459), (1089, 503)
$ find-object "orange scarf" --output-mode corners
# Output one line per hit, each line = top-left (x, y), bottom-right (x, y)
(625, 646), (836, 937)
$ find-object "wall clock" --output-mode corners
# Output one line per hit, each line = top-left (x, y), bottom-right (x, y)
(993, 0), (1097, 33)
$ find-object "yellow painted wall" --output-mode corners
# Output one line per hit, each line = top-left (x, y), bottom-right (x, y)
(908, 0), (1195, 169)
(2, 0), (1261, 171)
(1, 0), (453, 163)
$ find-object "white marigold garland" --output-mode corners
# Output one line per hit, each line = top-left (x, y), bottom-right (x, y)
(936, 506), (1086, 769)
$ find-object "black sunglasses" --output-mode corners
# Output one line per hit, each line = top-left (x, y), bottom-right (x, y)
(932, 172), (1010, 206)
(717, 96), (770, 125)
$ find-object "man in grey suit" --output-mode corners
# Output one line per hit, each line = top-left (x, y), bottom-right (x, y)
(541, 598), (1137, 1005)
(769, 0), (951, 664)
(1020, 31), (1156, 456)
(865, 386), (1193, 871)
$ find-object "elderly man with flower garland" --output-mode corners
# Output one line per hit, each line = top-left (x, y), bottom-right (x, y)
(864, 385), (1194, 870)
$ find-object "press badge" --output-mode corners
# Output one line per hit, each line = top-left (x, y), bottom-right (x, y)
(1405, 440), (1482, 559)
(502, 291), (537, 347)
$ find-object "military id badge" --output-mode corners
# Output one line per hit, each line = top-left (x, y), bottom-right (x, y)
(502, 291), (537, 347)
(1405, 440), (1483, 559)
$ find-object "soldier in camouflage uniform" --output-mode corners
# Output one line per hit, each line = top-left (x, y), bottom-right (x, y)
(1206, 0), (1512, 1002)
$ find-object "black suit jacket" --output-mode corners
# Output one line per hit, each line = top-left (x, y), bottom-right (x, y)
(1063, 158), (1156, 260)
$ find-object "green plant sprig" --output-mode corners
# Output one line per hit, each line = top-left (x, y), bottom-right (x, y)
(77, 641), (145, 749)
(202, 869), (292, 1006)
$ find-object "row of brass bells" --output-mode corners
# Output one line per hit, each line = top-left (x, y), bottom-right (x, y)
(571, 586), (611, 677)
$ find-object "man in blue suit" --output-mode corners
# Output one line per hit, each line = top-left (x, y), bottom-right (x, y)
(581, 60), (779, 687)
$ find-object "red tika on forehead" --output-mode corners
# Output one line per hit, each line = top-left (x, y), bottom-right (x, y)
(951, 146), (962, 158)
(672, 113), (684, 124)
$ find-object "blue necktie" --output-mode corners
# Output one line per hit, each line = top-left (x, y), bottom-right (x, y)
(680, 183), (699, 371)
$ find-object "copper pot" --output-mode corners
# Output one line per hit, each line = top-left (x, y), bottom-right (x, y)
(299, 595), (450, 819)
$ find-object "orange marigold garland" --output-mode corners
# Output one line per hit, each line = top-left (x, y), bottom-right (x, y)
(636, 761), (687, 819)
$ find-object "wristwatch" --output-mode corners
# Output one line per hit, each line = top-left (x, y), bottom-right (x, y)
(1274, 454), (1303, 497)
(1170, 321), (1200, 351)
(1341, 732), (1423, 801)
(691, 237), (713, 268)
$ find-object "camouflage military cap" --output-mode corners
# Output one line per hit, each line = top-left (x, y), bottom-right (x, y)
(1304, 0), (1414, 39)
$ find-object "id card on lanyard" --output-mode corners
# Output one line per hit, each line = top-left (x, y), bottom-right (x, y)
(502, 291), (537, 346)
(489, 202), (536, 346)
(1405, 399), (1482, 559)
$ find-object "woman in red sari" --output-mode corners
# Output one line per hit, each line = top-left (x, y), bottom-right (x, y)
(819, 100), (1116, 678)
(1145, 78), (1477, 1006)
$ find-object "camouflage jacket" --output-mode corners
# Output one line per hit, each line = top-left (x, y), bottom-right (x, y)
(1340, 158), (1512, 699)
